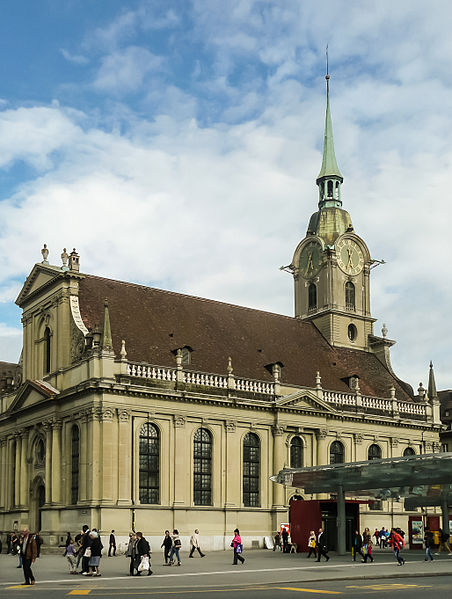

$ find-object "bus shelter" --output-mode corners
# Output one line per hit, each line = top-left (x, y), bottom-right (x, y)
(271, 452), (452, 555)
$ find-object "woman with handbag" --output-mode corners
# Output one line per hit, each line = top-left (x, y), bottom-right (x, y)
(168, 530), (182, 566)
(231, 528), (245, 565)
(136, 532), (153, 576)
(307, 531), (317, 558)
(87, 531), (103, 576)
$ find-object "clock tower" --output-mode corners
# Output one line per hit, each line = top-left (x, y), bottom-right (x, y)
(290, 74), (375, 350)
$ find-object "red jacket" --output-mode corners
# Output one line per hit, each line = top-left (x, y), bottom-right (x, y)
(389, 532), (405, 549)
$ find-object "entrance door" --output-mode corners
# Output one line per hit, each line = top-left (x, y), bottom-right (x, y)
(37, 485), (45, 532)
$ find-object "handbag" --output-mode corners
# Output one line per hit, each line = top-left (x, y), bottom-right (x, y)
(138, 556), (150, 572)
(235, 543), (243, 554)
(84, 547), (92, 558)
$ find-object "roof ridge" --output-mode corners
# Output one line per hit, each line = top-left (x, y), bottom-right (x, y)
(83, 273), (304, 324)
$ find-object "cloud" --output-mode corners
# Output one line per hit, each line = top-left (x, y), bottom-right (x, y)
(60, 48), (89, 65)
(0, 322), (22, 363)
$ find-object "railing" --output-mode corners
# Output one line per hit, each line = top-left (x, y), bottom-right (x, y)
(235, 378), (275, 394)
(128, 364), (177, 381)
(398, 402), (427, 416)
(323, 391), (357, 406)
(184, 371), (228, 388)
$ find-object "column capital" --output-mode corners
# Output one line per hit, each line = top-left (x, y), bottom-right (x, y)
(174, 415), (186, 428)
(272, 425), (285, 437)
(118, 409), (130, 422)
(224, 420), (236, 433)
(316, 427), (328, 440)
(100, 408), (114, 421)
(51, 419), (63, 431)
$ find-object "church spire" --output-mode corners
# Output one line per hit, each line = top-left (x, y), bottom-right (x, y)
(316, 60), (343, 210)
(428, 360), (438, 400)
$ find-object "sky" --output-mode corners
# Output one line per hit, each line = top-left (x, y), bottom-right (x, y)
(0, 0), (451, 392)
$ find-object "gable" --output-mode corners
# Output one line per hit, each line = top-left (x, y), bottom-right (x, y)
(16, 264), (65, 307)
(8, 380), (59, 413)
(276, 390), (337, 414)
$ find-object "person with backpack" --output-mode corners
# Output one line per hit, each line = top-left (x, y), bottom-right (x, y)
(168, 529), (182, 566)
(389, 528), (405, 565)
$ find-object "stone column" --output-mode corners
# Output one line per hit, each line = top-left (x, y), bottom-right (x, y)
(272, 426), (285, 508)
(19, 430), (29, 507)
(316, 428), (329, 466)
(14, 432), (22, 507)
(43, 421), (52, 504)
(337, 485), (346, 555)
(77, 412), (88, 503)
(51, 420), (63, 504)
(117, 410), (131, 505)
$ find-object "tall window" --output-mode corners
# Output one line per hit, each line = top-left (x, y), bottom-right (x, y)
(368, 444), (381, 460)
(193, 428), (212, 505)
(290, 436), (303, 468)
(330, 440), (344, 464)
(71, 426), (79, 504)
(44, 327), (51, 374)
(345, 282), (355, 310)
(243, 432), (260, 507)
(308, 283), (317, 311)
(139, 423), (160, 504)
(403, 447), (415, 457)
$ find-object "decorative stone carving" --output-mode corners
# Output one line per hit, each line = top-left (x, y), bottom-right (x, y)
(316, 428), (328, 440)
(120, 340), (128, 361)
(391, 437), (399, 447)
(101, 409), (114, 422)
(224, 420), (236, 433)
(424, 441), (433, 453)
(272, 425), (284, 437)
(174, 415), (186, 428)
(354, 433), (363, 445)
(433, 442), (442, 453)
(61, 248), (69, 270)
(52, 419), (63, 430)
(118, 410), (130, 422)
(227, 356), (233, 374)
(381, 323), (388, 338)
(41, 244), (49, 264)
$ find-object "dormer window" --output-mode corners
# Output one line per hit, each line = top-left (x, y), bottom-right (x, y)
(181, 346), (192, 366)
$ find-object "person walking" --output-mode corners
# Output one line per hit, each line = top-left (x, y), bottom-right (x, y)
(161, 530), (172, 565)
(362, 528), (374, 563)
(352, 530), (363, 562)
(168, 530), (182, 566)
(80, 525), (92, 575)
(19, 528), (37, 586)
(438, 528), (451, 554)
(424, 528), (434, 561)
(189, 529), (205, 558)
(389, 528), (405, 565)
(108, 530), (116, 557)
(307, 530), (317, 558)
(135, 532), (152, 576)
(316, 528), (329, 562)
(63, 532), (71, 556)
(126, 533), (137, 576)
(231, 528), (245, 565)
(88, 531), (103, 576)
(281, 527), (289, 553)
(273, 531), (281, 551)
(65, 538), (78, 574)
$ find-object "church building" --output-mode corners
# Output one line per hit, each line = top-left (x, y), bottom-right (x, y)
(0, 76), (441, 550)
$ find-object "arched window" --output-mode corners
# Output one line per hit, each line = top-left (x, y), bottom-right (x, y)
(71, 426), (79, 504)
(327, 180), (333, 197)
(193, 428), (212, 505)
(243, 432), (260, 507)
(345, 282), (355, 310)
(139, 423), (160, 504)
(35, 438), (45, 466)
(44, 327), (51, 374)
(368, 444), (381, 460)
(290, 436), (303, 468)
(403, 447), (415, 457)
(308, 283), (317, 310)
(330, 440), (344, 464)
(348, 323), (357, 341)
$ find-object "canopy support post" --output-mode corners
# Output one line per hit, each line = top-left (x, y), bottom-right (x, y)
(337, 484), (346, 555)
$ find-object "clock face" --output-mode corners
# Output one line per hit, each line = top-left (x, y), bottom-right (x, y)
(336, 238), (364, 275)
(299, 241), (322, 278)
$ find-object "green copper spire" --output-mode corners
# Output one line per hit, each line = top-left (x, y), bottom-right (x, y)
(316, 72), (343, 210)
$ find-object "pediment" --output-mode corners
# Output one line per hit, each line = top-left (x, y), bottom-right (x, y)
(16, 263), (65, 307)
(276, 390), (337, 413)
(8, 379), (59, 413)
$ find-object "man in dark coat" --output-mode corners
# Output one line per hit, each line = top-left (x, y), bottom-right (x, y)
(19, 528), (37, 585)
(135, 532), (152, 576)
(281, 528), (289, 553)
(108, 530), (116, 557)
(316, 528), (330, 562)
(353, 530), (363, 561)
(80, 525), (92, 574)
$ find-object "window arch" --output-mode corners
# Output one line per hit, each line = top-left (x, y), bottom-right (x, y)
(330, 440), (344, 464)
(368, 444), (382, 460)
(44, 327), (51, 374)
(35, 438), (45, 466)
(403, 447), (415, 457)
(345, 282), (355, 310)
(290, 436), (303, 468)
(139, 423), (160, 504)
(308, 283), (317, 311)
(243, 432), (260, 507)
(193, 428), (212, 506)
(348, 323), (357, 341)
(71, 426), (79, 504)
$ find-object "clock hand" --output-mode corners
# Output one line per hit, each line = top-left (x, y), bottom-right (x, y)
(347, 249), (353, 268)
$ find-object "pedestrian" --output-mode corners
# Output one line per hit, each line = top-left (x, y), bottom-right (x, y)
(281, 527), (289, 553)
(168, 529), (182, 566)
(438, 528), (451, 554)
(63, 532), (71, 556)
(80, 525), (92, 575)
(65, 538), (78, 574)
(273, 531), (281, 551)
(19, 527), (37, 586)
(135, 532), (152, 576)
(373, 528), (379, 547)
(307, 530), (317, 558)
(424, 528), (434, 561)
(389, 528), (405, 565)
(126, 533), (137, 576)
(352, 530), (363, 562)
(231, 528), (245, 565)
(379, 527), (386, 548)
(161, 530), (172, 565)
(35, 531), (43, 558)
(87, 531), (103, 576)
(316, 528), (329, 562)
(362, 528), (374, 563)
(74, 532), (83, 570)
(189, 529), (205, 558)
(15, 532), (23, 568)
(108, 530), (116, 557)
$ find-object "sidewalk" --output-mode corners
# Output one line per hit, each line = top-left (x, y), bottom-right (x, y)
(1, 548), (451, 589)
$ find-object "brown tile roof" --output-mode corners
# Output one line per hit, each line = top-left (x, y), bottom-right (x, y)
(78, 274), (413, 401)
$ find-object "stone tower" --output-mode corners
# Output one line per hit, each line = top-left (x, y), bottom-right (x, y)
(291, 74), (375, 350)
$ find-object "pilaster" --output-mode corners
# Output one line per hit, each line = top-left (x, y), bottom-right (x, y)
(19, 429), (30, 508)
(272, 425), (285, 508)
(224, 420), (239, 507)
(51, 420), (63, 504)
(172, 415), (189, 507)
(316, 428), (329, 466)
(117, 410), (131, 505)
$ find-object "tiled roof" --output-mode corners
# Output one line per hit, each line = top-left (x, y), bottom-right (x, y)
(78, 275), (413, 401)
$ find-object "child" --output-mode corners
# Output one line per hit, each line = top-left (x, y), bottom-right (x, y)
(65, 538), (78, 574)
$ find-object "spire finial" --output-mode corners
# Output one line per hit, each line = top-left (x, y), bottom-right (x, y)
(428, 360), (438, 400)
(326, 44), (330, 92)
(101, 299), (113, 351)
